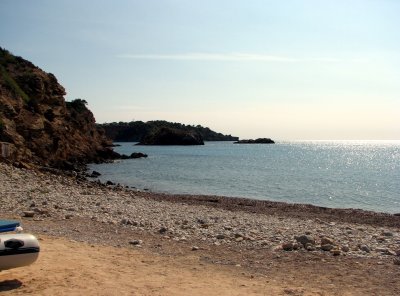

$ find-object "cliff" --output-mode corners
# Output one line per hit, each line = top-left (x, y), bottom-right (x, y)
(99, 120), (239, 142)
(0, 48), (114, 169)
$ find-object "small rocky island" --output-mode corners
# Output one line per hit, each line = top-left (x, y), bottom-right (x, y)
(234, 138), (275, 144)
(136, 127), (204, 145)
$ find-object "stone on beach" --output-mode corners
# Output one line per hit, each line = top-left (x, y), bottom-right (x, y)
(295, 235), (315, 247)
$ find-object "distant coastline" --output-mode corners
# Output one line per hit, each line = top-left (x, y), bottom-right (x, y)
(98, 120), (239, 142)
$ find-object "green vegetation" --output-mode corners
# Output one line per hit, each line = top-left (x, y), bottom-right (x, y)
(66, 98), (88, 113)
(0, 48), (30, 103)
(99, 120), (239, 142)
(0, 65), (30, 103)
(0, 47), (16, 65)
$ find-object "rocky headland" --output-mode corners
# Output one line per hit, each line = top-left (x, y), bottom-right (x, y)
(0, 48), (130, 170)
(136, 126), (204, 145)
(99, 120), (239, 142)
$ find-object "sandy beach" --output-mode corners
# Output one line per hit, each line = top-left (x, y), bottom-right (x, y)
(1, 162), (400, 295)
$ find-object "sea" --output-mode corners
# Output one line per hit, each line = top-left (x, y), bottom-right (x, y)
(88, 141), (400, 214)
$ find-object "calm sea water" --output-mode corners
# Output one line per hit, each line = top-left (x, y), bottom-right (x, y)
(89, 141), (400, 214)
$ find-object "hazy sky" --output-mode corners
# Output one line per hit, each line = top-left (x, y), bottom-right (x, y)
(1, 0), (399, 140)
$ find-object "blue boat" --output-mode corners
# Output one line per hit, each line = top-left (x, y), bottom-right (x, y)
(0, 220), (20, 233)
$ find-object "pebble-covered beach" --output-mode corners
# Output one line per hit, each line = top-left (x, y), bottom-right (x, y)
(1, 162), (400, 262)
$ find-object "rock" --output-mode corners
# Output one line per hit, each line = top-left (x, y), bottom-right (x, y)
(234, 233), (244, 238)
(341, 245), (350, 252)
(394, 258), (400, 265)
(235, 237), (244, 242)
(65, 214), (73, 219)
(331, 249), (341, 256)
(282, 242), (294, 251)
(130, 152), (148, 159)
(106, 180), (115, 186)
(234, 138), (275, 144)
(320, 237), (334, 245)
(216, 234), (225, 240)
(384, 249), (397, 256)
(382, 231), (394, 237)
(158, 227), (167, 234)
(22, 211), (35, 218)
(191, 246), (199, 251)
(129, 240), (142, 246)
(90, 170), (101, 178)
(359, 245), (371, 253)
(321, 244), (335, 251)
(305, 243), (315, 251)
(295, 235), (315, 247)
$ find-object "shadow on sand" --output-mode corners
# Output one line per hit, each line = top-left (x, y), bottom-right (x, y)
(0, 279), (23, 291)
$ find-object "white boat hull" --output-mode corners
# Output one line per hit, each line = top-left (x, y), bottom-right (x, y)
(0, 233), (40, 271)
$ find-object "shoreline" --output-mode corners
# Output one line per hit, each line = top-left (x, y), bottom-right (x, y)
(1, 162), (400, 295)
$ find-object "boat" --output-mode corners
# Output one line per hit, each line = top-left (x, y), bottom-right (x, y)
(0, 220), (40, 271)
(0, 219), (20, 233)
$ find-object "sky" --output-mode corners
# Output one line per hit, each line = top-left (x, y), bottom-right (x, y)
(0, 0), (399, 140)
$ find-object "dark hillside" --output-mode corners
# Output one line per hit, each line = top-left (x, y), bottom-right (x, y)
(99, 120), (238, 142)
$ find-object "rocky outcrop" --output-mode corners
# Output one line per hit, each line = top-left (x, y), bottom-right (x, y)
(136, 127), (204, 145)
(234, 138), (275, 144)
(0, 48), (115, 169)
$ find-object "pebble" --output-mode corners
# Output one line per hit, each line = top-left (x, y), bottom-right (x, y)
(321, 237), (335, 245)
(129, 240), (142, 246)
(321, 244), (334, 251)
(22, 210), (35, 218)
(359, 245), (371, 253)
(158, 227), (167, 234)
(341, 245), (350, 252)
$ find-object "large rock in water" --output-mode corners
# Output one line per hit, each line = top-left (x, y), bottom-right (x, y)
(0, 48), (115, 169)
(234, 138), (275, 144)
(137, 127), (204, 145)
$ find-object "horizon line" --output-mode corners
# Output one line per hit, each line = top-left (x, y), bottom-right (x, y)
(116, 52), (364, 63)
